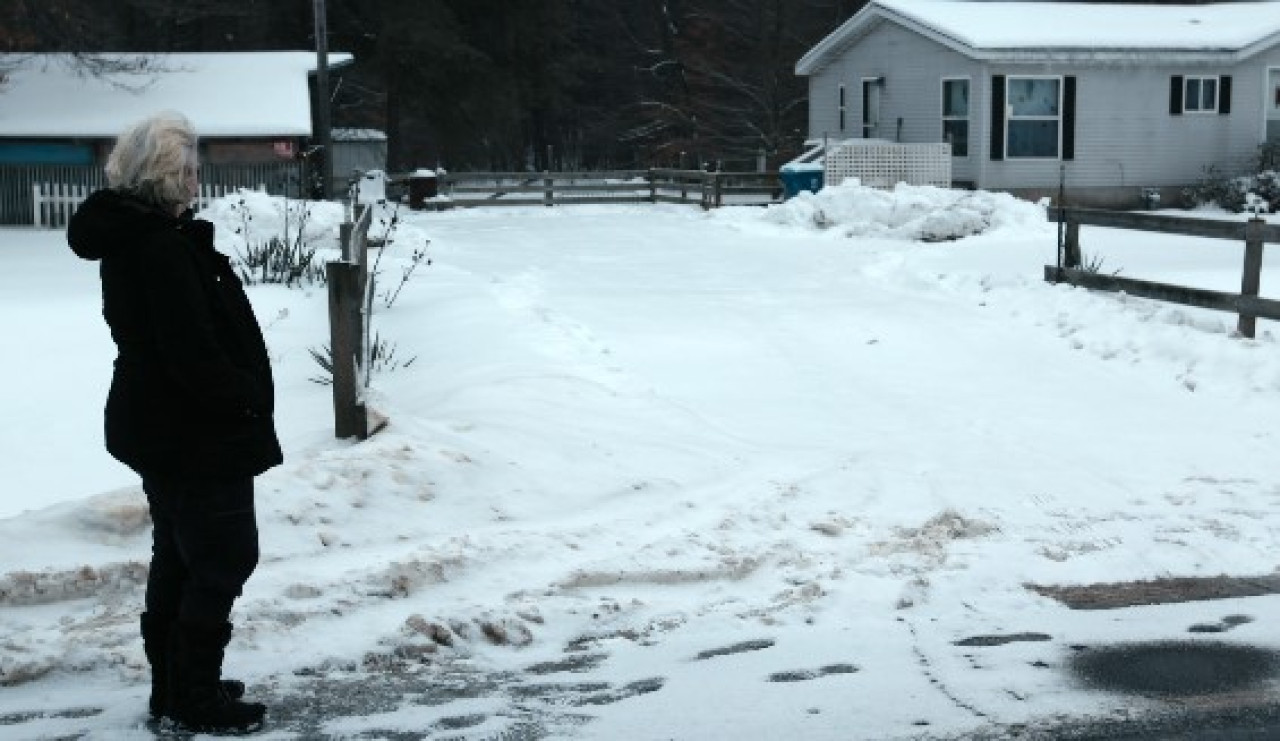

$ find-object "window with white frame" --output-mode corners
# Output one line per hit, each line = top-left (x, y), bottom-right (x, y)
(942, 78), (969, 157)
(1184, 76), (1219, 113)
(1006, 76), (1061, 158)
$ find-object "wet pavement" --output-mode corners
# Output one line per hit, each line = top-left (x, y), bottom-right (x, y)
(1070, 640), (1280, 699)
(943, 639), (1280, 741)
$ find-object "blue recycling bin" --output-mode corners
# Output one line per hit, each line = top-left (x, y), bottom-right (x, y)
(779, 164), (824, 199)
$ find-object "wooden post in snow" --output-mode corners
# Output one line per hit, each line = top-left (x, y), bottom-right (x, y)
(1238, 217), (1266, 339)
(1063, 219), (1082, 269)
(327, 261), (365, 439)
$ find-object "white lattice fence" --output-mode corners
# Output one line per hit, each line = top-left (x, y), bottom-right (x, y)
(825, 141), (951, 189)
(33, 182), (262, 228)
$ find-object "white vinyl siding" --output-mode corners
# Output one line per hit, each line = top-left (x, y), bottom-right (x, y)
(1269, 68), (1280, 143)
(804, 21), (982, 181)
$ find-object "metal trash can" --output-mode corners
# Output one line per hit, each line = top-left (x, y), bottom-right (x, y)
(779, 163), (824, 199)
(407, 169), (439, 210)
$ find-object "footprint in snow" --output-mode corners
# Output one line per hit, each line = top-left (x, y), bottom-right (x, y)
(1189, 614), (1254, 634)
(693, 638), (775, 661)
(768, 664), (859, 683)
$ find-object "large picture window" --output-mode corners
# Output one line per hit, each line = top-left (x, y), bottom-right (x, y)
(942, 78), (969, 157)
(1006, 77), (1061, 158)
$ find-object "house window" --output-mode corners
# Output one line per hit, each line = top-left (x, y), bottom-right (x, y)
(1006, 76), (1060, 158)
(839, 84), (846, 132)
(1184, 76), (1218, 113)
(942, 78), (969, 157)
(1170, 74), (1231, 115)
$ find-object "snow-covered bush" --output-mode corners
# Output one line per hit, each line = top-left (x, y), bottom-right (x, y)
(1182, 143), (1280, 213)
(1182, 165), (1250, 213)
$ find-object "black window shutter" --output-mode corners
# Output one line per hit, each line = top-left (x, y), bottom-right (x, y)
(1170, 75), (1184, 115)
(1219, 75), (1232, 114)
(1063, 76), (1076, 161)
(991, 75), (1005, 161)
(839, 83), (846, 130)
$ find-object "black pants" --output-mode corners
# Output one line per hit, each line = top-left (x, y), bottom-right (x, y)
(142, 473), (260, 624)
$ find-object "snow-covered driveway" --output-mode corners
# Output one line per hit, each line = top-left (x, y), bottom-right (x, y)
(3, 190), (1279, 739)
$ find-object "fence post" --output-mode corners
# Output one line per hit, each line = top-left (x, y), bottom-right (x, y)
(327, 259), (367, 439)
(713, 173), (724, 208)
(32, 184), (42, 227)
(339, 221), (354, 262)
(648, 169), (657, 204)
(544, 170), (553, 207)
(1064, 217), (1082, 269)
(1238, 217), (1266, 339)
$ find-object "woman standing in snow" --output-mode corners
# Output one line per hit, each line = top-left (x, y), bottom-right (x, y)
(67, 111), (280, 734)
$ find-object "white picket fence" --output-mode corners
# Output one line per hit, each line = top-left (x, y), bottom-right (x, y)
(32, 182), (264, 228)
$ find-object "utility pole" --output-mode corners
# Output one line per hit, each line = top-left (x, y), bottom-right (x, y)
(313, 0), (333, 199)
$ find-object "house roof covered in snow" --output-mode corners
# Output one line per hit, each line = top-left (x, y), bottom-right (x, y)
(796, 0), (1280, 73)
(0, 52), (353, 138)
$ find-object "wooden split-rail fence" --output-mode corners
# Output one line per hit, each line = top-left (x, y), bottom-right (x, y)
(411, 169), (782, 210)
(1046, 208), (1280, 339)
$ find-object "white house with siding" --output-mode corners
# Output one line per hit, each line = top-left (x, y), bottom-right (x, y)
(796, 0), (1280, 207)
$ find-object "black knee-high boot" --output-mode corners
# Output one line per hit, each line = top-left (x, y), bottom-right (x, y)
(141, 613), (246, 719)
(166, 619), (265, 733)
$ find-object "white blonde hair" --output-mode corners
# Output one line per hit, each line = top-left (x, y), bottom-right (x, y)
(105, 111), (198, 208)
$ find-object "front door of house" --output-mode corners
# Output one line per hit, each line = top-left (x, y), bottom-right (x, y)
(862, 79), (882, 139)
(1269, 69), (1280, 143)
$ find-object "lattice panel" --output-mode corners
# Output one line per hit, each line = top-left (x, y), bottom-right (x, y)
(825, 141), (951, 189)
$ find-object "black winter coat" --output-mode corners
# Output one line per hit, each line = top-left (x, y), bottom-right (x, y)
(68, 189), (283, 479)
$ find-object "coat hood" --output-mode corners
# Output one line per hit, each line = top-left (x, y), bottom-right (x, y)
(67, 189), (181, 261)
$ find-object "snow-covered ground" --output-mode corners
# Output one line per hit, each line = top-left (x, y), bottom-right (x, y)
(2, 182), (1279, 739)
